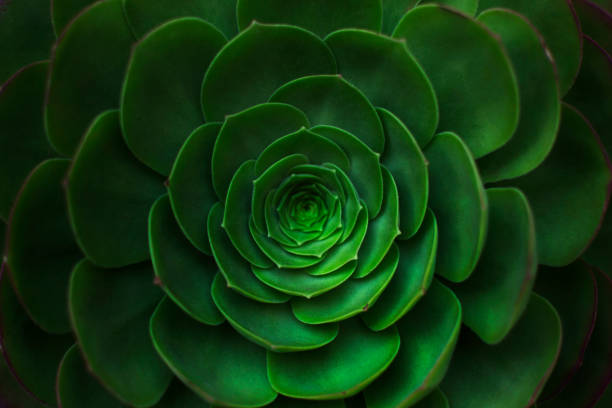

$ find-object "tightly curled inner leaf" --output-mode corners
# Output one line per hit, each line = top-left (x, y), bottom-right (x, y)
(1, 1), (612, 407)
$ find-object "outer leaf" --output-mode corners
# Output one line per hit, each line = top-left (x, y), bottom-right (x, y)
(362, 210), (437, 331)
(67, 110), (166, 268)
(478, 0), (582, 96)
(168, 123), (221, 255)
(441, 294), (562, 407)
(69, 260), (172, 407)
(150, 297), (278, 407)
(51, 0), (97, 34)
(267, 319), (400, 399)
(149, 195), (224, 325)
(381, 0), (420, 34)
(364, 280), (461, 408)
(452, 188), (536, 344)
(236, 0), (382, 37)
(211, 273), (338, 352)
(574, 0), (612, 54)
(411, 389), (449, 408)
(201, 22), (336, 121)
(7, 159), (80, 334)
(476, 9), (561, 183)
(508, 104), (612, 267)
(420, 0), (478, 15)
(45, 0), (134, 156)
(0, 61), (52, 220)
(153, 379), (211, 408)
(393, 4), (519, 158)
(424, 131), (487, 282)
(378, 108), (428, 239)
(325, 28), (438, 147)
(122, 0), (237, 39)
(120, 17), (226, 175)
(0, 344), (46, 408)
(0, 270), (72, 406)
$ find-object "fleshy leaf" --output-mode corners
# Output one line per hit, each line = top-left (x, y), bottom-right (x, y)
(378, 108), (428, 239)
(353, 167), (400, 278)
(150, 297), (278, 407)
(168, 123), (221, 255)
(236, 0), (382, 37)
(452, 188), (537, 344)
(269, 75), (384, 152)
(252, 261), (356, 298)
(292, 244), (398, 324)
(508, 104), (612, 267)
(211, 273), (338, 352)
(268, 318), (400, 399)
(120, 17), (226, 175)
(7, 159), (80, 334)
(362, 210), (437, 331)
(381, 0), (420, 34)
(153, 379), (211, 408)
(478, 0), (582, 96)
(201, 22), (336, 121)
(476, 8), (561, 183)
(45, 0), (134, 156)
(364, 280), (461, 408)
(0, 270), (72, 406)
(0, 346), (47, 408)
(69, 260), (172, 406)
(211, 103), (309, 200)
(51, 0), (97, 34)
(441, 294), (562, 407)
(0, 0), (54, 83)
(149, 195), (224, 325)
(208, 202), (290, 303)
(411, 389), (449, 408)
(420, 0), (478, 15)
(574, 0), (612, 54)
(122, 0), (237, 39)
(393, 4), (519, 158)
(67, 110), (166, 268)
(325, 28), (438, 147)
(424, 131), (487, 282)
(0, 61), (52, 220)
(57, 344), (124, 408)
(535, 262), (598, 400)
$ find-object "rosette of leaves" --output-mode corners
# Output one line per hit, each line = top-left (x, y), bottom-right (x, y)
(1, 0), (612, 407)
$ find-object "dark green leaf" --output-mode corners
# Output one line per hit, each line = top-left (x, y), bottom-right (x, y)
(51, 0), (97, 35)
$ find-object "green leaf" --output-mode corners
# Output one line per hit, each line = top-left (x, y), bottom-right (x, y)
(202, 22), (336, 121)
(168, 123), (221, 255)
(69, 260), (172, 407)
(67, 110), (166, 268)
(208, 202), (290, 303)
(420, 0), (478, 15)
(452, 188), (536, 344)
(45, 0), (134, 156)
(120, 17), (226, 175)
(51, 0), (97, 35)
(252, 261), (356, 299)
(508, 104), (612, 267)
(0, 0), (54, 83)
(364, 280), (461, 408)
(381, 0), (420, 34)
(329, 164), (362, 242)
(6, 159), (80, 334)
(292, 244), (398, 324)
(211, 273), (338, 352)
(0, 271), (72, 406)
(149, 195), (224, 325)
(534, 262), (598, 400)
(476, 8), (561, 183)
(236, 0), (382, 37)
(268, 318), (400, 399)
(0, 61), (52, 220)
(311, 126), (383, 218)
(267, 396), (345, 408)
(411, 389), (449, 408)
(362, 209), (437, 331)
(57, 344), (124, 408)
(477, 0), (582, 96)
(424, 132), (487, 282)
(122, 0), (237, 39)
(0, 343), (47, 408)
(574, 0), (612, 54)
(378, 108), (428, 239)
(150, 297), (277, 407)
(393, 4), (519, 158)
(325, 28), (438, 147)
(269, 75), (384, 152)
(353, 167), (400, 278)
(441, 294), (562, 407)
(153, 379), (211, 408)
(211, 103), (309, 200)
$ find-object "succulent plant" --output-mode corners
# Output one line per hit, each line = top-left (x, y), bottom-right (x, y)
(1, 0), (612, 407)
